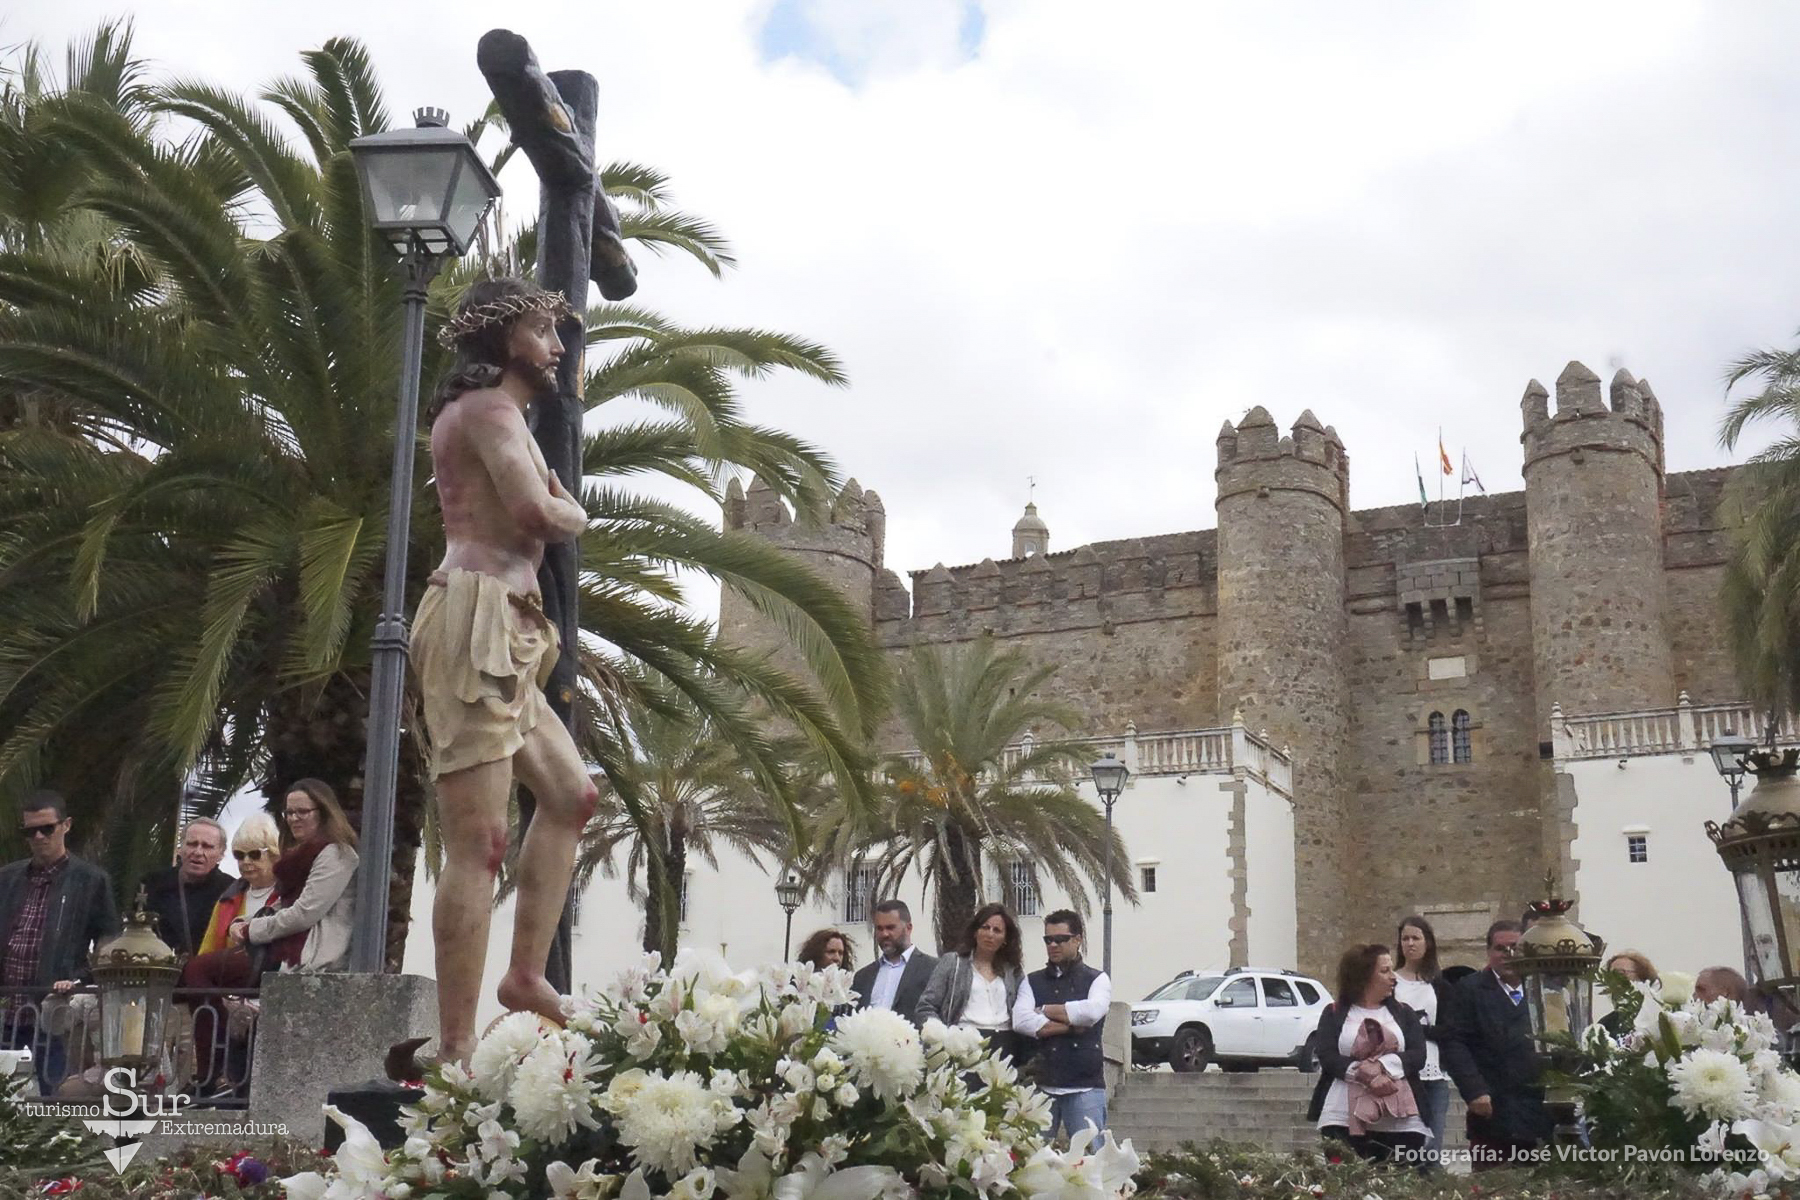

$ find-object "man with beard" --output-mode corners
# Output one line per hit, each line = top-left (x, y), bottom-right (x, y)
(395, 278), (598, 1071)
(1451, 919), (1551, 1170)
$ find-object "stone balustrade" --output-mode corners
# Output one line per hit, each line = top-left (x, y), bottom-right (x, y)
(1552, 692), (1798, 761)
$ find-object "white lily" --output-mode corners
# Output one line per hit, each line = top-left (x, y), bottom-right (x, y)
(1734, 1116), (1800, 1181)
(774, 1153), (906, 1200)
(544, 1158), (613, 1200)
(280, 1106), (390, 1200)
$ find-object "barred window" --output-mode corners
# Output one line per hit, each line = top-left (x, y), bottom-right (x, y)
(1428, 712), (1449, 764)
(842, 863), (879, 924)
(1140, 866), (1158, 894)
(1452, 710), (1473, 763)
(1627, 835), (1648, 864)
(1004, 860), (1040, 917)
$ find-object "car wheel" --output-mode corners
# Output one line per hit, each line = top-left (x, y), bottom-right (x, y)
(1168, 1027), (1213, 1073)
(1294, 1035), (1318, 1073)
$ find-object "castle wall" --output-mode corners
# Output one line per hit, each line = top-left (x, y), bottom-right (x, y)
(1662, 469), (1739, 703)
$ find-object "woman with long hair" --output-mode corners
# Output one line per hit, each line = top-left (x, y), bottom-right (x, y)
(796, 928), (856, 972)
(915, 902), (1024, 1057)
(1392, 915), (1477, 1167)
(1598, 950), (1661, 1035)
(1305, 942), (1431, 1166)
(236, 778), (360, 972)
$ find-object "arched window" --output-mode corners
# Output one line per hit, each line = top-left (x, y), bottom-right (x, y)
(1452, 710), (1473, 763)
(1428, 712), (1448, 764)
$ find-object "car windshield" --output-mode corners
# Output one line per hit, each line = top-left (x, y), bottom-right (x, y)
(1143, 975), (1224, 1002)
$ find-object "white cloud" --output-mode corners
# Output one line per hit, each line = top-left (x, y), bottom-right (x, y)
(13, 0), (1800, 590)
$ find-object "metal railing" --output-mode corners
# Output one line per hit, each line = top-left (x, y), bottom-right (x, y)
(1552, 693), (1800, 761)
(0, 984), (260, 1108)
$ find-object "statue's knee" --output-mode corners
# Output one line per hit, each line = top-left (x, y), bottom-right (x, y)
(484, 827), (509, 875)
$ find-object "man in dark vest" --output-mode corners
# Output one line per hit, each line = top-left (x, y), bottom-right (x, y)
(1013, 909), (1112, 1147)
(1450, 919), (1551, 1170)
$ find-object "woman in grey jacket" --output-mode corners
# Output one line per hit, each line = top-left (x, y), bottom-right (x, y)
(914, 903), (1024, 1059)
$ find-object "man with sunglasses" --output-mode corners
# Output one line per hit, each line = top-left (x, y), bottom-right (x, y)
(0, 790), (120, 1093)
(139, 819), (232, 959)
(1013, 909), (1113, 1148)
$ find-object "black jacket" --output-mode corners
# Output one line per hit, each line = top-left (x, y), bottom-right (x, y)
(140, 865), (233, 957)
(1450, 969), (1552, 1144)
(1306, 997), (1428, 1122)
(1411, 974), (1484, 1098)
(0, 854), (121, 988)
(851, 948), (938, 1026)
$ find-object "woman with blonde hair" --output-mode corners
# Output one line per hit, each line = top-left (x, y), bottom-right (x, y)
(196, 814), (282, 956)
(183, 813), (282, 1094)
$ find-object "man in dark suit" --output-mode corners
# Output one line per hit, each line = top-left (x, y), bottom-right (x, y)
(851, 900), (936, 1025)
(1451, 919), (1551, 1170)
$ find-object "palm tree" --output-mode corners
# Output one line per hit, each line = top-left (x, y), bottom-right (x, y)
(499, 697), (816, 961)
(814, 639), (1134, 949)
(1720, 344), (1800, 739)
(0, 36), (883, 963)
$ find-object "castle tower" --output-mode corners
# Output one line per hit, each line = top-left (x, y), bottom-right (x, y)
(1214, 406), (1351, 975)
(718, 475), (881, 661)
(1011, 502), (1049, 558)
(1521, 362), (1673, 725)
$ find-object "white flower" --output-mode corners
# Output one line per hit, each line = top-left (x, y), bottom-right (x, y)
(617, 1005), (664, 1059)
(672, 1167), (720, 1200)
(614, 1069), (727, 1175)
(672, 947), (738, 994)
(779, 1000), (822, 1039)
(811, 966), (855, 1007)
(1671, 1048), (1759, 1121)
(717, 1143), (780, 1200)
(780, 1058), (817, 1092)
(921, 1018), (985, 1063)
(834, 1083), (859, 1108)
(545, 1158), (615, 1200)
(1661, 970), (1696, 1007)
(281, 1106), (391, 1200)
(511, 1031), (603, 1145)
(774, 1153), (907, 1200)
(1734, 1117), (1800, 1181)
(1697, 1119), (1731, 1159)
(470, 1011), (554, 1102)
(830, 1008), (926, 1102)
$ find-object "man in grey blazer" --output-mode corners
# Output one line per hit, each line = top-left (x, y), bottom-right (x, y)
(851, 899), (936, 1025)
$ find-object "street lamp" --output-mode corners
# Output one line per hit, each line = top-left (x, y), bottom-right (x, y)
(1090, 752), (1131, 976)
(1707, 749), (1800, 1005)
(1710, 733), (1759, 810)
(92, 889), (179, 1084)
(345, 109), (502, 973)
(1510, 887), (1603, 1142)
(775, 871), (806, 962)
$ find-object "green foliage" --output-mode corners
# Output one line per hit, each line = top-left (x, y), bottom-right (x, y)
(4, 1137), (329, 1198)
(0, 1076), (105, 1177)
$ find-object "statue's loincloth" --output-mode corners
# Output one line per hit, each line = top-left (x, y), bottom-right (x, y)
(411, 568), (559, 779)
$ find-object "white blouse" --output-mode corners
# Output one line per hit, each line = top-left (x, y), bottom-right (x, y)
(959, 970), (1011, 1030)
(1392, 976), (1446, 1081)
(1316, 1004), (1430, 1137)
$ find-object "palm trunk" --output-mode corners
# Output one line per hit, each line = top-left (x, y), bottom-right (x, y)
(264, 670), (426, 972)
(641, 831), (687, 962)
(934, 823), (983, 950)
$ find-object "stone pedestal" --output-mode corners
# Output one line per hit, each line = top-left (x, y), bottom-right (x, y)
(1103, 1000), (1130, 1096)
(249, 972), (437, 1144)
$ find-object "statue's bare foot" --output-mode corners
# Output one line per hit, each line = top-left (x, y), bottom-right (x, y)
(497, 968), (567, 1028)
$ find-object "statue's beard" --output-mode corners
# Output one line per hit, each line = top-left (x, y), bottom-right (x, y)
(508, 354), (559, 394)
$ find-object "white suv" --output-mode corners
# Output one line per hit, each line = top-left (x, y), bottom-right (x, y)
(1130, 967), (1331, 1072)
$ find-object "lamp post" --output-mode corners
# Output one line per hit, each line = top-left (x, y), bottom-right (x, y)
(345, 109), (501, 973)
(775, 871), (806, 962)
(1509, 886), (1603, 1141)
(1089, 752), (1131, 976)
(92, 889), (179, 1085)
(1710, 733), (1759, 811)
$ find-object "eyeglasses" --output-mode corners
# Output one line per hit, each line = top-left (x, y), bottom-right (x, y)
(283, 808), (317, 818)
(232, 849), (268, 861)
(19, 824), (59, 839)
(1042, 934), (1075, 945)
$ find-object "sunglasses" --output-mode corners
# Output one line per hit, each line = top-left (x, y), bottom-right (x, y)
(1042, 934), (1075, 945)
(19, 823), (60, 839)
(232, 849), (269, 861)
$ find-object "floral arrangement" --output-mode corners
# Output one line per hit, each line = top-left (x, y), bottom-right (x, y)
(1563, 978), (1800, 1198)
(282, 950), (1140, 1200)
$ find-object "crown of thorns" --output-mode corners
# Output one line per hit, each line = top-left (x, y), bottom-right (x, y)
(436, 289), (576, 348)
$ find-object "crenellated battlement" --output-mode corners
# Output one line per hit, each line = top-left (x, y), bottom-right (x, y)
(1520, 360), (1663, 476)
(725, 474), (885, 570)
(1215, 406), (1350, 512)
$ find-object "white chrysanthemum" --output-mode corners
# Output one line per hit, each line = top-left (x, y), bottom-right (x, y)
(470, 1011), (554, 1101)
(510, 1031), (602, 1145)
(1671, 1048), (1759, 1121)
(831, 1007), (925, 1102)
(614, 1069), (726, 1175)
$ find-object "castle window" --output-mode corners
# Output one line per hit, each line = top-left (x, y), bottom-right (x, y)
(1428, 712), (1449, 764)
(1406, 602), (1425, 637)
(1004, 860), (1040, 917)
(1627, 835), (1648, 864)
(1452, 710), (1473, 763)
(1140, 866), (1158, 894)
(842, 863), (878, 923)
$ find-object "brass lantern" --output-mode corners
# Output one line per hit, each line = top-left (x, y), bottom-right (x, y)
(1513, 893), (1605, 1042)
(92, 888), (179, 1078)
(1707, 749), (1800, 995)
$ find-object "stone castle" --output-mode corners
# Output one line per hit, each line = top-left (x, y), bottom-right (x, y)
(719, 360), (1741, 975)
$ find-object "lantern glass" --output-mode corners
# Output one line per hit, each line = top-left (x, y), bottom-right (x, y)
(1737, 864), (1800, 986)
(100, 972), (175, 1068)
(1090, 754), (1130, 799)
(1523, 970), (1593, 1040)
(774, 873), (805, 913)
(444, 157), (496, 252)
(358, 145), (460, 254)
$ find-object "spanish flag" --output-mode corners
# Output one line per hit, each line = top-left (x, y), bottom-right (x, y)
(1438, 434), (1453, 476)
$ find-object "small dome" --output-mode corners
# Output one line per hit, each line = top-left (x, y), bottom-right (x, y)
(1012, 501), (1049, 557)
(1013, 501), (1049, 534)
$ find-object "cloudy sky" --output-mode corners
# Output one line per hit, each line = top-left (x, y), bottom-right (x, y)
(14, 0), (1800, 583)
